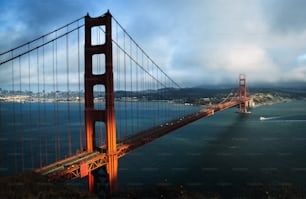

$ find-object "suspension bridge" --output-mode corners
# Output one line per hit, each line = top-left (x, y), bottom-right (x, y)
(0, 11), (251, 194)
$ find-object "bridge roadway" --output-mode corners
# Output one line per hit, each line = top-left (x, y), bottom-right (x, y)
(35, 100), (240, 182)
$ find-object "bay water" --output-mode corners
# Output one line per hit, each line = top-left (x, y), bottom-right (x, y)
(1, 100), (306, 196)
(118, 100), (306, 196)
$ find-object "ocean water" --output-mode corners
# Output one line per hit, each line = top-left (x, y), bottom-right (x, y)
(0, 101), (199, 174)
(117, 100), (306, 196)
(1, 100), (306, 196)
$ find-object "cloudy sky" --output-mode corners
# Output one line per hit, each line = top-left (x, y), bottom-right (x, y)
(1, 0), (306, 87)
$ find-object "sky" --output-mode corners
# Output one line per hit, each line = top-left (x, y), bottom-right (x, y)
(1, 0), (306, 88)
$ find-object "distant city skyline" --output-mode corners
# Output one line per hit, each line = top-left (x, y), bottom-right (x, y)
(1, 0), (306, 87)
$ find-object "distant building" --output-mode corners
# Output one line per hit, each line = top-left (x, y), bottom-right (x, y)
(201, 98), (210, 102)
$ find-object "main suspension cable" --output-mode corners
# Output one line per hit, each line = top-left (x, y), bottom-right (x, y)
(0, 16), (85, 56)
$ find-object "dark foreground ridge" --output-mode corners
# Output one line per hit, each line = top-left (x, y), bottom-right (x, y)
(112, 185), (306, 199)
(113, 186), (219, 199)
(1, 172), (306, 199)
(0, 172), (98, 199)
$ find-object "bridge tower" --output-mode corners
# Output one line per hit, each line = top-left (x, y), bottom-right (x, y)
(84, 11), (117, 193)
(239, 74), (247, 113)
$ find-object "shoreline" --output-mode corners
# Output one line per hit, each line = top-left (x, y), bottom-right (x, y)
(252, 98), (291, 108)
(0, 92), (303, 106)
(250, 92), (294, 108)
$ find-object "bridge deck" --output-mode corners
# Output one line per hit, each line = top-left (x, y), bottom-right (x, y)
(35, 100), (240, 182)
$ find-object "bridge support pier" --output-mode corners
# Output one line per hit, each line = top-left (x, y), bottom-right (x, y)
(94, 166), (110, 197)
(85, 11), (118, 194)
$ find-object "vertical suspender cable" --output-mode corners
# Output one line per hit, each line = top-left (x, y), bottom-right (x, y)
(18, 56), (24, 171)
(145, 58), (148, 125)
(149, 61), (153, 126)
(157, 64), (160, 122)
(77, 22), (83, 151)
(164, 73), (168, 120)
(37, 49), (42, 168)
(164, 73), (166, 122)
(154, 61), (158, 126)
(150, 60), (153, 125)
(162, 70), (164, 122)
(55, 32), (60, 160)
(129, 39), (133, 134)
(147, 59), (151, 126)
(165, 73), (167, 122)
(161, 73), (164, 122)
(0, 69), (1, 169)
(66, 26), (72, 156)
(123, 33), (127, 137)
(52, 39), (58, 161)
(115, 22), (121, 140)
(146, 58), (149, 125)
(154, 62), (157, 126)
(98, 28), (103, 147)
(11, 52), (17, 172)
(148, 60), (151, 125)
(141, 52), (144, 127)
(156, 62), (159, 124)
(28, 44), (34, 169)
(96, 28), (99, 146)
(42, 37), (48, 165)
(136, 47), (139, 132)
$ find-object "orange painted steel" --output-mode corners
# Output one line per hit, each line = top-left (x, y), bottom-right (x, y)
(84, 11), (118, 193)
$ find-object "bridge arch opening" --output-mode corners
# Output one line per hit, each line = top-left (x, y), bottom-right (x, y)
(92, 54), (106, 75)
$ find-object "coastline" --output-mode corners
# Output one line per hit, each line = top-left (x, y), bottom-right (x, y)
(251, 93), (293, 108)
(0, 91), (303, 106)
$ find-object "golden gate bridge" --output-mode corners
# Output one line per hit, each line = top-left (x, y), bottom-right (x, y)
(0, 11), (251, 195)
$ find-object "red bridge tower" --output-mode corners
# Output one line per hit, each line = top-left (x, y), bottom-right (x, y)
(239, 74), (248, 113)
(84, 11), (118, 193)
